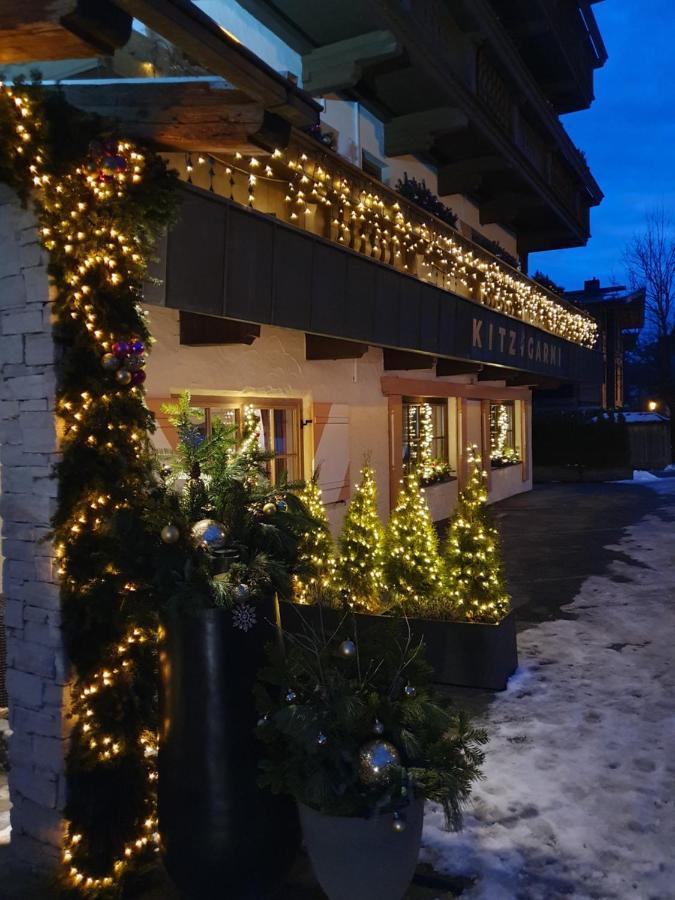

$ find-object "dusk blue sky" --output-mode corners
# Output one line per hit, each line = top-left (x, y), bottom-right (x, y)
(530, 1), (675, 291)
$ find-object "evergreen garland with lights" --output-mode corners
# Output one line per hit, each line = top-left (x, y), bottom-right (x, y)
(443, 447), (510, 622)
(0, 82), (180, 894)
(384, 472), (445, 615)
(334, 463), (387, 612)
(293, 473), (338, 604)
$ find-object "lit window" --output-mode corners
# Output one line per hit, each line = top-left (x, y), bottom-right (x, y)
(490, 401), (520, 467)
(172, 397), (302, 485)
(402, 398), (452, 484)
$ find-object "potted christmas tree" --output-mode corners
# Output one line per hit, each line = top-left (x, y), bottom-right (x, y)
(152, 393), (317, 898)
(256, 617), (486, 900)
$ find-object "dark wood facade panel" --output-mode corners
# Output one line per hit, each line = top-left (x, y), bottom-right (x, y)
(165, 188), (226, 316)
(156, 184), (602, 384)
(309, 243), (348, 335)
(225, 206), (274, 323)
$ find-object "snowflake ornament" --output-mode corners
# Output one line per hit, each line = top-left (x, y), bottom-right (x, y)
(231, 602), (257, 632)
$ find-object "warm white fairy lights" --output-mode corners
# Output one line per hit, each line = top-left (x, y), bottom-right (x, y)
(190, 145), (598, 349)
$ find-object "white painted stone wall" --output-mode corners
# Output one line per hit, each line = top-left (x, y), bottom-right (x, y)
(0, 185), (66, 871)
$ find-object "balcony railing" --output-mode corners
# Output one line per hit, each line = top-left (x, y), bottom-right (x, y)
(173, 133), (597, 348)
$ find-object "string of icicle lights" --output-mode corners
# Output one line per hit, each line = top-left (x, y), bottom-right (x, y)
(182, 146), (598, 349)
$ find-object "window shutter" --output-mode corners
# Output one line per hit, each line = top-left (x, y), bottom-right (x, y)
(312, 403), (350, 504)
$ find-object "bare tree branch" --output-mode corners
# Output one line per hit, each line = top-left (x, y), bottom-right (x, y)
(624, 207), (675, 338)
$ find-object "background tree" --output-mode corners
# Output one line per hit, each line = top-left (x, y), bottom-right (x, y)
(384, 471), (444, 615)
(443, 447), (510, 623)
(624, 207), (675, 459)
(335, 463), (386, 612)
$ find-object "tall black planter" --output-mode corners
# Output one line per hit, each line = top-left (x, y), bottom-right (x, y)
(159, 602), (300, 899)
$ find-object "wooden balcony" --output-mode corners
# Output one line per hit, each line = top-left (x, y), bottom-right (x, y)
(487, 0), (608, 113)
(236, 0), (603, 252)
(147, 180), (602, 386)
(159, 132), (598, 352)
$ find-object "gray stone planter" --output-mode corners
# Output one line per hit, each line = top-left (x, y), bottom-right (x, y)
(299, 799), (424, 900)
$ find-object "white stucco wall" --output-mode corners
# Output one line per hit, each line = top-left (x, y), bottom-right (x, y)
(145, 307), (391, 530)
(145, 308), (533, 529)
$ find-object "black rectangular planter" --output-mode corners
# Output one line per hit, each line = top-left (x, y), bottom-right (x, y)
(279, 602), (518, 692)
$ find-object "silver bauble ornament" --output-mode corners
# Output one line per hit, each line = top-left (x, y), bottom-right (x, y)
(373, 718), (385, 736)
(338, 638), (356, 658)
(234, 583), (250, 601)
(160, 524), (180, 544)
(404, 684), (416, 698)
(263, 502), (277, 516)
(191, 518), (227, 552)
(101, 352), (121, 372)
(125, 354), (146, 373)
(392, 812), (407, 833)
(115, 367), (132, 386)
(357, 740), (401, 786)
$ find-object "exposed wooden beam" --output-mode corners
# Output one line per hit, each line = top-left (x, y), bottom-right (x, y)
(383, 349), (435, 371)
(302, 30), (401, 95)
(381, 374), (530, 401)
(305, 334), (368, 360)
(179, 311), (260, 346)
(477, 364), (513, 382)
(508, 374), (561, 388)
(0, 1), (131, 63)
(435, 359), (483, 377)
(112, 0), (319, 128)
(384, 106), (469, 157)
(56, 77), (287, 153)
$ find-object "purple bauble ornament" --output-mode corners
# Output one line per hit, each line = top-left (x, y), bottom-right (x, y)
(130, 340), (145, 354)
(131, 370), (146, 386)
(112, 341), (130, 358)
(113, 155), (127, 171)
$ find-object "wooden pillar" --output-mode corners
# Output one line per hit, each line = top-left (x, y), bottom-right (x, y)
(387, 395), (403, 511)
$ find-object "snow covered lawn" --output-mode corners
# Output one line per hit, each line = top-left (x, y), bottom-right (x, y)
(423, 482), (675, 899)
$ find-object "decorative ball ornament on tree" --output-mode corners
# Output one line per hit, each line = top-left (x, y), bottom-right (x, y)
(100, 352), (121, 372)
(392, 812), (407, 833)
(191, 518), (228, 552)
(373, 718), (385, 736)
(115, 368), (132, 386)
(160, 524), (180, 544)
(357, 740), (401, 786)
(234, 584), (250, 601)
(338, 638), (356, 658)
(285, 689), (297, 704)
(316, 732), (328, 746)
(263, 502), (277, 516)
(404, 684), (416, 698)
(276, 499), (288, 512)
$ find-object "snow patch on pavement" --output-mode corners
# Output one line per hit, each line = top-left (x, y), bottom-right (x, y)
(421, 500), (675, 899)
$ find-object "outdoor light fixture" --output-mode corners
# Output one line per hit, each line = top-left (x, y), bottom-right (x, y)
(648, 400), (658, 412)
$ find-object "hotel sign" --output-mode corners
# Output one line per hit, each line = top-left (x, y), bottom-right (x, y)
(453, 303), (599, 381)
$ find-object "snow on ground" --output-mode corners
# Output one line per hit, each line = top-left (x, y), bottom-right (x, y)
(422, 481), (675, 900)
(630, 470), (660, 482)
